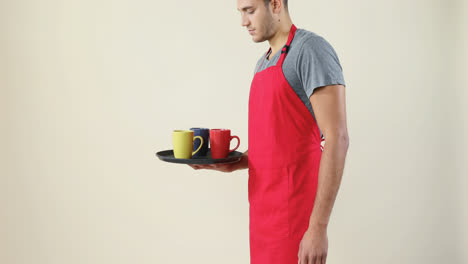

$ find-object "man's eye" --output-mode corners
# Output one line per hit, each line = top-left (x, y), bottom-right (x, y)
(248, 10), (254, 14)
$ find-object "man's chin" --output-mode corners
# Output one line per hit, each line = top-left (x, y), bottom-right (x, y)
(251, 36), (265, 43)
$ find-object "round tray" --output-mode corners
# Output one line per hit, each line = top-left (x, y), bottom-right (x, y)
(156, 149), (244, 164)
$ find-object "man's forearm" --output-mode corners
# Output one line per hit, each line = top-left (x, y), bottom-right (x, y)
(308, 135), (349, 230)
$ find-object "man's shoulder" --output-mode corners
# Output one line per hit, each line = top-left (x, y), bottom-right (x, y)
(293, 28), (322, 44)
(293, 28), (333, 51)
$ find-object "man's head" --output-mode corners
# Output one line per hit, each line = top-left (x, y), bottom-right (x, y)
(237, 0), (290, 42)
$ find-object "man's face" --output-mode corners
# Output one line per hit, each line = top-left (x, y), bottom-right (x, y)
(237, 0), (276, 42)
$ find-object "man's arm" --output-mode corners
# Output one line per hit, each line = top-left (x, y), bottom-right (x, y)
(298, 84), (348, 263)
(308, 84), (349, 230)
(188, 150), (248, 172)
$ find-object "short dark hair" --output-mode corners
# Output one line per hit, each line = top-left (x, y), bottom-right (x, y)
(263, 0), (288, 9)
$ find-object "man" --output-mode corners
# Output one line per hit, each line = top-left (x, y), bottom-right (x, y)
(189, 0), (349, 263)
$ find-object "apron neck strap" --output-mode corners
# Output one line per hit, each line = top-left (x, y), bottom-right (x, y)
(276, 24), (297, 66)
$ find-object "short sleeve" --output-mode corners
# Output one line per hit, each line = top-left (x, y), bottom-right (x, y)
(296, 36), (346, 98)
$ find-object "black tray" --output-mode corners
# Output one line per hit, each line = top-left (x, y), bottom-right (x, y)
(156, 149), (244, 164)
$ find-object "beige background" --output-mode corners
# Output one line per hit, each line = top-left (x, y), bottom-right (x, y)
(1, 0), (467, 263)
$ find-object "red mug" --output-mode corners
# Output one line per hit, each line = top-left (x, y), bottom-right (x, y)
(209, 129), (240, 159)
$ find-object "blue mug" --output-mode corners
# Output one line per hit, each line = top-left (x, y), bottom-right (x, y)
(190, 128), (210, 157)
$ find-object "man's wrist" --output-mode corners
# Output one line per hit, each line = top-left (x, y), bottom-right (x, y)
(308, 222), (328, 232)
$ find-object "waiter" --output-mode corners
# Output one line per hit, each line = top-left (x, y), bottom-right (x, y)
(190, 0), (349, 263)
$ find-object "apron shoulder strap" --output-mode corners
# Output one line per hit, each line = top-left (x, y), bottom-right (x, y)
(276, 24), (297, 66)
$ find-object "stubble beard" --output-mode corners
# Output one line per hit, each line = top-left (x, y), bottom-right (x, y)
(259, 11), (276, 42)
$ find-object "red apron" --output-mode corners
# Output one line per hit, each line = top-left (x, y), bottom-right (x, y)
(248, 24), (324, 264)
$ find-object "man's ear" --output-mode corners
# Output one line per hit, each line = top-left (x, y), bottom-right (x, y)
(271, 0), (283, 14)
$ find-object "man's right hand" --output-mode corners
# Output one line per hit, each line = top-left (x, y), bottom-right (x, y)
(188, 163), (239, 173)
(188, 151), (248, 173)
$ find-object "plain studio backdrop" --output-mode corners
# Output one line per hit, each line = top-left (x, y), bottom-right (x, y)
(1, 0), (467, 263)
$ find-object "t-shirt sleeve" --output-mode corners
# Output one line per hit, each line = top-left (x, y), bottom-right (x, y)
(296, 36), (346, 98)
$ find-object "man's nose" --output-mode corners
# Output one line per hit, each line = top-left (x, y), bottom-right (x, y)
(241, 16), (250, 27)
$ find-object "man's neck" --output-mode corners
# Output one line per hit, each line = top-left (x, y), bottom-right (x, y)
(267, 21), (293, 60)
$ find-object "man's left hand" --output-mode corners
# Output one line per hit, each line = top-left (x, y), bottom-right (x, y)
(298, 227), (328, 264)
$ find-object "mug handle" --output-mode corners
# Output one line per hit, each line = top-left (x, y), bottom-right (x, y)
(192, 136), (203, 156)
(229, 135), (240, 153)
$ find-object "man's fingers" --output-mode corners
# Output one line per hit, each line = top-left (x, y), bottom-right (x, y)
(315, 256), (322, 264)
(322, 255), (327, 264)
(189, 164), (209, 170)
(297, 241), (303, 263)
(188, 164), (217, 170)
(188, 163), (234, 172)
(310, 256), (317, 264)
(299, 256), (305, 264)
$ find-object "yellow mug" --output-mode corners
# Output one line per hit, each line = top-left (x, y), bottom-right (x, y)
(172, 130), (204, 159)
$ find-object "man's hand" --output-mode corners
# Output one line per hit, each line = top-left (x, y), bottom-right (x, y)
(188, 151), (248, 173)
(188, 162), (239, 173)
(298, 227), (328, 264)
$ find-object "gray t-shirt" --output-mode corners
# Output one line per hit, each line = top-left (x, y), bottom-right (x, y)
(253, 28), (346, 138)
